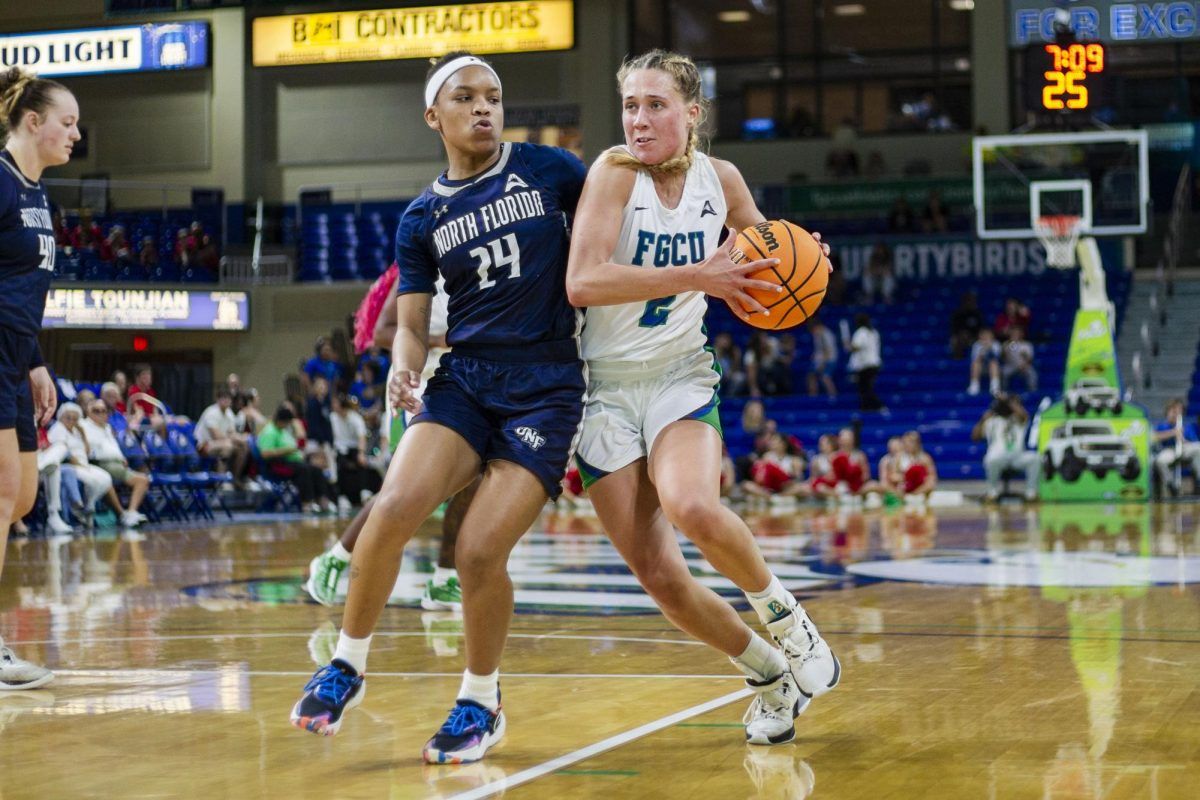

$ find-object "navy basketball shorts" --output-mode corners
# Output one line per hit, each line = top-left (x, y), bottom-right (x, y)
(0, 326), (37, 453)
(410, 341), (586, 500)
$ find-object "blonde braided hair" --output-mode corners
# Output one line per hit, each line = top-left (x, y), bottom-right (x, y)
(0, 67), (68, 139)
(606, 49), (708, 178)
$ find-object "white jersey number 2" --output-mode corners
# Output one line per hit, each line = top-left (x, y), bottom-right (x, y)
(470, 233), (521, 290)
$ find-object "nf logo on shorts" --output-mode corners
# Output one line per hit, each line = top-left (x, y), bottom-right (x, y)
(515, 426), (546, 450)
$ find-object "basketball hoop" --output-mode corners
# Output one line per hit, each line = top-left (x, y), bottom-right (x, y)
(1035, 214), (1083, 268)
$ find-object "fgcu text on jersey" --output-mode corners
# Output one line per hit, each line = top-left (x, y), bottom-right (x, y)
(394, 142), (587, 348)
(0, 149), (55, 337)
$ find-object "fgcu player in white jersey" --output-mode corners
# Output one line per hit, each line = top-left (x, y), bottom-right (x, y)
(292, 52), (587, 766)
(567, 50), (840, 746)
(0, 68), (80, 690)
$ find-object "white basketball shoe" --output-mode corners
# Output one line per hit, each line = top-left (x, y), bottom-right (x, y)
(767, 607), (841, 699)
(0, 642), (53, 691)
(743, 669), (809, 745)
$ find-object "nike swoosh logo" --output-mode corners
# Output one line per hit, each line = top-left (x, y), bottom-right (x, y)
(634, 206), (647, 212)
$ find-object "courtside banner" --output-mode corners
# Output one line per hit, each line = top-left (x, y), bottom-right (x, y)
(43, 289), (248, 331)
(0, 22), (209, 77)
(252, 1), (573, 67)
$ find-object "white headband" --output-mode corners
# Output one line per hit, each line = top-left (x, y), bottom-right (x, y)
(423, 56), (501, 109)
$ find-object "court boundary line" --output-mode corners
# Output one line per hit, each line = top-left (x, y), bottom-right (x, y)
(444, 687), (753, 800)
(51, 669), (743, 680)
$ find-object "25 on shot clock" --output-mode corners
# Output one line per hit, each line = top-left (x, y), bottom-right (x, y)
(1023, 39), (1108, 116)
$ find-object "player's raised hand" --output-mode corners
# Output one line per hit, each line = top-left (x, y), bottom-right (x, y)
(388, 369), (424, 415)
(692, 227), (782, 320)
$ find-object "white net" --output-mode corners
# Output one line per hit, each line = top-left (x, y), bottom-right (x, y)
(1035, 215), (1083, 268)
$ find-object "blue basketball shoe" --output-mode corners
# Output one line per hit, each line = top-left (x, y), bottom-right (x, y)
(422, 698), (506, 764)
(289, 659), (364, 736)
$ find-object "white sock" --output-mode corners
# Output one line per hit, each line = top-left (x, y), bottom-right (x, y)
(332, 631), (372, 675)
(730, 633), (788, 682)
(745, 575), (797, 625)
(434, 566), (458, 584)
(330, 542), (352, 562)
(458, 669), (500, 710)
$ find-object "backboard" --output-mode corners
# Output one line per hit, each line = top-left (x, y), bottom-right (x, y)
(972, 130), (1149, 240)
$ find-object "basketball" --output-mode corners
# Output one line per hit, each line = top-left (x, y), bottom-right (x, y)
(733, 220), (829, 330)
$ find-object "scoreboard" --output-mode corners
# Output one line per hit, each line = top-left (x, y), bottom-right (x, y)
(1023, 38), (1108, 117)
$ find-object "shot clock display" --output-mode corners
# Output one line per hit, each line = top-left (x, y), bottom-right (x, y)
(1024, 39), (1108, 116)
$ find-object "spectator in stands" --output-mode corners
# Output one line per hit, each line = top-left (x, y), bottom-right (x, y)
(196, 233), (219, 272)
(349, 362), (383, 411)
(357, 346), (390, 384)
(47, 403), (114, 527)
(1001, 326), (1037, 391)
(225, 373), (246, 413)
(259, 404), (336, 514)
(236, 387), (266, 435)
(111, 369), (129, 399)
(875, 437), (905, 495)
(973, 393), (1038, 502)
(711, 332), (745, 396)
(331, 393), (380, 509)
(887, 196), (916, 233)
(139, 235), (158, 274)
(806, 316), (838, 398)
(847, 313), (884, 411)
(82, 400), (150, 527)
(107, 225), (131, 263)
(968, 328), (1002, 396)
(862, 243), (895, 305)
(173, 228), (190, 268)
(740, 399), (766, 437)
(99, 382), (136, 433)
(196, 388), (249, 486)
(1153, 399), (1200, 497)
(36, 433), (76, 535)
(741, 431), (806, 498)
(127, 364), (159, 416)
(744, 332), (788, 397)
(949, 290), (984, 359)
(900, 431), (938, 499)
(920, 189), (950, 233)
(302, 337), (344, 390)
(71, 209), (102, 251)
(806, 433), (837, 494)
(52, 208), (69, 247)
(994, 297), (1032, 341)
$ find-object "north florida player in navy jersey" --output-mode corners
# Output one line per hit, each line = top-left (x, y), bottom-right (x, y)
(291, 52), (587, 765)
(0, 67), (80, 690)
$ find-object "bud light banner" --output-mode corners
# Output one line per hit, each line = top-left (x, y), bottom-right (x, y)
(0, 22), (209, 77)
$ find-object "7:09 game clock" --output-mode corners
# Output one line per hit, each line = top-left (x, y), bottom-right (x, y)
(1022, 33), (1109, 121)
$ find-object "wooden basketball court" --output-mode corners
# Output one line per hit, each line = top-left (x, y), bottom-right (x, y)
(2, 503), (1198, 798)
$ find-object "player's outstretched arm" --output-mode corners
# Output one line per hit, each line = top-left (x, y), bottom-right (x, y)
(712, 157), (832, 261)
(389, 292), (432, 414)
(565, 156), (779, 314)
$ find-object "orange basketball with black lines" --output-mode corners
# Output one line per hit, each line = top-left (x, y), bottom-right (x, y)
(733, 220), (829, 331)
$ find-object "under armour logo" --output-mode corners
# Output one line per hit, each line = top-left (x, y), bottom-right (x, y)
(701, 200), (717, 217)
(505, 173), (530, 193)
(515, 426), (546, 450)
(432, 204), (450, 220)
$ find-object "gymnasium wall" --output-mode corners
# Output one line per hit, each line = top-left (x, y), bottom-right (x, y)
(42, 282), (372, 413)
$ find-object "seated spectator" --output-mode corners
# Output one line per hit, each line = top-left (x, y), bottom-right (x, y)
(71, 209), (103, 251)
(744, 332), (789, 397)
(52, 208), (69, 247)
(139, 235), (158, 273)
(303, 337), (345, 390)
(111, 369), (129, 398)
(331, 393), (381, 508)
(973, 393), (1038, 502)
(740, 398), (767, 437)
(874, 437), (905, 495)
(1001, 326), (1037, 391)
(226, 372), (246, 413)
(712, 332), (745, 396)
(349, 362), (384, 411)
(173, 228), (191, 268)
(899, 431), (938, 498)
(258, 404), (336, 514)
(1153, 399), (1200, 497)
(949, 291), (984, 359)
(36, 433), (77, 535)
(100, 381), (127, 417)
(812, 428), (870, 497)
(967, 329), (1001, 396)
(75, 388), (97, 412)
(236, 387), (267, 435)
(47, 403), (115, 527)
(127, 364), (160, 417)
(806, 316), (838, 398)
(195, 233), (219, 273)
(196, 388), (249, 486)
(862, 243), (895, 305)
(802, 433), (837, 496)
(305, 377), (334, 448)
(994, 297), (1032, 341)
(82, 400), (149, 527)
(920, 189), (950, 233)
(741, 431), (806, 498)
(107, 225), (132, 264)
(887, 197), (916, 233)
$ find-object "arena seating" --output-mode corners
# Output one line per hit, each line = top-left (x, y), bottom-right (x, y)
(54, 209), (221, 284)
(711, 269), (1131, 481)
